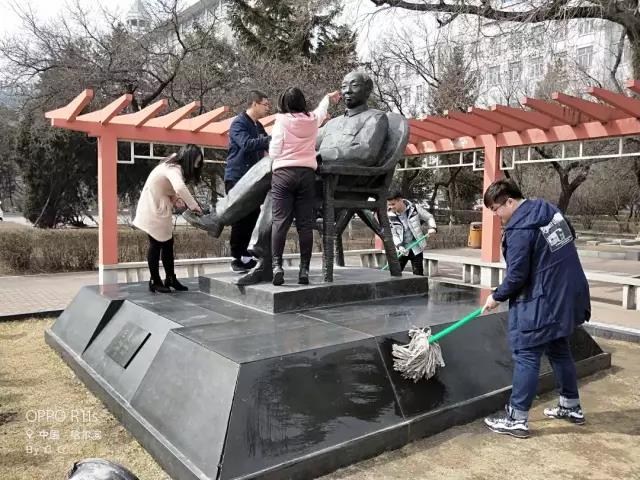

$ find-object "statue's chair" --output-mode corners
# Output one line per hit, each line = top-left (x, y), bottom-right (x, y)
(316, 113), (410, 282)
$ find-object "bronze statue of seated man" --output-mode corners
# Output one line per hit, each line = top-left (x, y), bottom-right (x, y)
(184, 70), (389, 285)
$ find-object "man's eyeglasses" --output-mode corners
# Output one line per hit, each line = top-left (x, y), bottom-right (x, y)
(257, 101), (271, 108)
(490, 200), (508, 213)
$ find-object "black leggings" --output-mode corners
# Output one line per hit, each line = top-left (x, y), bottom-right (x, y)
(147, 235), (175, 282)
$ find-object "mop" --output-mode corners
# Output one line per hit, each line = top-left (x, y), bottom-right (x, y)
(392, 308), (484, 382)
(381, 233), (429, 271)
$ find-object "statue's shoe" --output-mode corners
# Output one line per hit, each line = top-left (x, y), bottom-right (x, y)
(236, 260), (273, 286)
(182, 210), (224, 238)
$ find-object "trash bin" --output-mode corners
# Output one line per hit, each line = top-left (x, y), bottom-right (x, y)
(468, 222), (482, 248)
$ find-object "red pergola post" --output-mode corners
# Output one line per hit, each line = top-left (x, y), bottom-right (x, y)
(481, 137), (502, 264)
(97, 134), (119, 285)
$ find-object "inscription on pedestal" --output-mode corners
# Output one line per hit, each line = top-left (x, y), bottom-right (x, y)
(106, 322), (151, 369)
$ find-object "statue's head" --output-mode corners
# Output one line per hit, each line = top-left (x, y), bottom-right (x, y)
(340, 71), (373, 109)
(67, 458), (139, 480)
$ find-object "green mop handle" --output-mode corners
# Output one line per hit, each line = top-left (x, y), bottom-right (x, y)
(381, 233), (429, 271)
(428, 307), (484, 344)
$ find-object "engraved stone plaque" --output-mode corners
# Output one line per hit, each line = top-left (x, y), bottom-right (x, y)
(106, 322), (151, 368)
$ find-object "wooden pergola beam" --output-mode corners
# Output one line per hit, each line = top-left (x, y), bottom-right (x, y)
(491, 105), (556, 130)
(447, 110), (502, 134)
(144, 101), (200, 129)
(588, 87), (640, 118)
(625, 80), (640, 95)
(173, 106), (230, 132)
(110, 99), (168, 127)
(425, 115), (485, 137)
(552, 92), (626, 122)
(522, 97), (583, 126)
(410, 118), (457, 140)
(45, 89), (94, 122)
(76, 94), (132, 125)
(469, 107), (531, 132)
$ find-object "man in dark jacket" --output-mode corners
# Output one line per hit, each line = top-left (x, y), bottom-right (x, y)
(482, 179), (590, 438)
(224, 90), (271, 272)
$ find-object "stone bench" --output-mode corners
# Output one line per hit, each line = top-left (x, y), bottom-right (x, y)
(420, 252), (506, 288)
(421, 252), (640, 311)
(102, 249), (384, 283)
(584, 271), (640, 310)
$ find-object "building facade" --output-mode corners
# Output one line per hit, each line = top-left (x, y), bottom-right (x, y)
(372, 14), (632, 115)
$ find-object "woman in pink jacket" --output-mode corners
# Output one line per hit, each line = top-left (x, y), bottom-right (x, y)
(133, 144), (203, 293)
(270, 87), (340, 285)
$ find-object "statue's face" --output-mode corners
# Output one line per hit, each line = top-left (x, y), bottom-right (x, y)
(340, 72), (370, 109)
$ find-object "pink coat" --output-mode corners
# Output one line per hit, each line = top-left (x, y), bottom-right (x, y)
(133, 161), (198, 242)
(269, 95), (330, 171)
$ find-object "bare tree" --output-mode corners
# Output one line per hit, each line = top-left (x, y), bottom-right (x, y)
(370, 0), (640, 78)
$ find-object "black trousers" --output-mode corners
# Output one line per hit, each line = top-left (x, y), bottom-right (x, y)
(225, 180), (260, 260)
(399, 250), (424, 276)
(147, 235), (175, 282)
(271, 167), (316, 260)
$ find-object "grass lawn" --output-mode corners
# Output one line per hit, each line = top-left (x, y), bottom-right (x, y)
(0, 318), (168, 479)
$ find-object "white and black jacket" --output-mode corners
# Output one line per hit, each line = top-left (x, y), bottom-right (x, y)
(387, 200), (437, 254)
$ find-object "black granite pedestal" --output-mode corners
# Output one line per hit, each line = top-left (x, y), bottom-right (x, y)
(46, 270), (610, 480)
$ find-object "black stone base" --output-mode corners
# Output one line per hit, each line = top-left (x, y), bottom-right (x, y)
(199, 267), (429, 313)
(46, 273), (610, 480)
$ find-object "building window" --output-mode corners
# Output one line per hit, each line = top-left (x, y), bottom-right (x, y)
(556, 22), (568, 39)
(509, 34), (523, 53)
(577, 19), (595, 36)
(393, 64), (400, 79)
(403, 87), (412, 105)
(531, 25), (544, 46)
(528, 57), (544, 78)
(577, 46), (593, 68)
(415, 84), (424, 106)
(488, 65), (500, 86)
(508, 61), (522, 82)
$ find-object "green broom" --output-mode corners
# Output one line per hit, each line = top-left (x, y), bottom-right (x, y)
(392, 308), (484, 382)
(381, 233), (429, 271)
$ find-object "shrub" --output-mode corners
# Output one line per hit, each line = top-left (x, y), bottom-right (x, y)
(0, 222), (470, 274)
(0, 231), (35, 272)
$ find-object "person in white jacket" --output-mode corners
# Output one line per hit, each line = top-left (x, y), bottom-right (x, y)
(133, 144), (203, 292)
(387, 191), (437, 276)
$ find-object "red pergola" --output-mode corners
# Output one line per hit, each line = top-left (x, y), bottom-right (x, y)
(46, 81), (640, 284)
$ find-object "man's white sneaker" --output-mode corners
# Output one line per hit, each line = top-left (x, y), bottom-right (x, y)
(543, 404), (586, 425)
(484, 408), (530, 439)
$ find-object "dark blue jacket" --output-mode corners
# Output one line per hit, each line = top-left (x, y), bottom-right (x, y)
(224, 112), (270, 183)
(493, 199), (590, 350)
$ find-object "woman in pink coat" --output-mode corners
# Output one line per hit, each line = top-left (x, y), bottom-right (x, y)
(133, 144), (203, 292)
(269, 87), (340, 286)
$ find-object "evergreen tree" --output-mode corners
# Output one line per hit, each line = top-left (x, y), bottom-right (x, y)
(428, 46), (478, 116)
(227, 0), (350, 61)
(15, 114), (97, 228)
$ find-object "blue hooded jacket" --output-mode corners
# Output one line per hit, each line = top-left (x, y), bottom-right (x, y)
(224, 112), (270, 183)
(493, 199), (591, 350)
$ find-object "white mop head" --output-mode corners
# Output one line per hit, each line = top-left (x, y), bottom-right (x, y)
(392, 327), (446, 382)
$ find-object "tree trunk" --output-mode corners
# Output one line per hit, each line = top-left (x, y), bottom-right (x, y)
(551, 161), (591, 213)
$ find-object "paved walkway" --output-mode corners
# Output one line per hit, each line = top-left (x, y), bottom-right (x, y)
(0, 271), (98, 316)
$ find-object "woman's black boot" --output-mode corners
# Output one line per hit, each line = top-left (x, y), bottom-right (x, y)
(149, 278), (171, 293)
(298, 257), (310, 285)
(272, 256), (284, 286)
(165, 275), (189, 291)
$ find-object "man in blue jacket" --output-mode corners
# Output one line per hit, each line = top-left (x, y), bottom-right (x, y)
(224, 91), (271, 272)
(482, 179), (590, 438)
